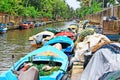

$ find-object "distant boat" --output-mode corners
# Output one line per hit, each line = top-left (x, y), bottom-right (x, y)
(18, 21), (34, 30)
(0, 23), (7, 33)
(0, 45), (70, 80)
(29, 31), (55, 47)
(34, 22), (46, 27)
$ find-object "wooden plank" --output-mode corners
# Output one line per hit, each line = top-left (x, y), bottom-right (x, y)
(71, 62), (83, 80)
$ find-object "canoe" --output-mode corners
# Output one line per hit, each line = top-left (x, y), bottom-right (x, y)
(0, 45), (70, 80)
(0, 23), (7, 34)
(44, 36), (74, 56)
(29, 31), (54, 46)
(55, 31), (75, 41)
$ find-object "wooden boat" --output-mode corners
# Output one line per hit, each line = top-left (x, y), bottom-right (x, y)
(19, 21), (34, 30)
(29, 31), (54, 46)
(55, 31), (75, 41)
(44, 36), (74, 56)
(0, 45), (70, 80)
(67, 24), (79, 34)
(46, 28), (65, 34)
(0, 23), (7, 33)
(105, 34), (120, 41)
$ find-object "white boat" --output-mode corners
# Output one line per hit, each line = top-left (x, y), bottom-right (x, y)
(29, 31), (54, 46)
(67, 24), (79, 34)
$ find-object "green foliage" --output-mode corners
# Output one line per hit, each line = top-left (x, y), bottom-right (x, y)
(0, 0), (75, 19)
(76, 0), (102, 18)
(28, 56), (60, 76)
(76, 0), (117, 18)
(91, 1), (102, 14)
(39, 65), (60, 76)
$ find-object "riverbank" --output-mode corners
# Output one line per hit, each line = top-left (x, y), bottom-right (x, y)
(6, 20), (67, 30)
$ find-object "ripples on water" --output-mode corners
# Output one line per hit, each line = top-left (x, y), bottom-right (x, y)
(0, 21), (76, 74)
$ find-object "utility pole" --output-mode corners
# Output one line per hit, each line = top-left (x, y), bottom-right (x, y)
(89, 0), (92, 21)
(102, 0), (104, 18)
(101, 0), (104, 26)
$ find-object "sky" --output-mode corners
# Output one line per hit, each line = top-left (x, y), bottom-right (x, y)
(65, 0), (80, 10)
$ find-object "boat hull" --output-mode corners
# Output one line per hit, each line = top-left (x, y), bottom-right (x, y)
(105, 34), (120, 41)
(0, 45), (69, 80)
(44, 36), (74, 55)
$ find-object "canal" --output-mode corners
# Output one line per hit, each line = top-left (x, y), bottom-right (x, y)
(0, 21), (76, 74)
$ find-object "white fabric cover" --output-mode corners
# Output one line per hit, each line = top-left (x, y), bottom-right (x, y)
(79, 43), (120, 80)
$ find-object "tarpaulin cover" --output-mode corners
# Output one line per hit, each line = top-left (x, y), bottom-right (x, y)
(80, 43), (120, 80)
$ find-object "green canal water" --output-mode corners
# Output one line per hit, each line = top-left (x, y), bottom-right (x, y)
(0, 21), (76, 74)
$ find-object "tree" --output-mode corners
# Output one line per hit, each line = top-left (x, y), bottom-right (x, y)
(0, 0), (76, 19)
(76, 0), (102, 18)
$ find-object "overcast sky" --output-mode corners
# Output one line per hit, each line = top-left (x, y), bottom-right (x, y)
(65, 0), (80, 10)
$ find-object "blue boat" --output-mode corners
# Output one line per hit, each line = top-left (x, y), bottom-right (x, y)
(0, 45), (70, 80)
(44, 36), (74, 56)
(0, 23), (7, 33)
(105, 34), (120, 41)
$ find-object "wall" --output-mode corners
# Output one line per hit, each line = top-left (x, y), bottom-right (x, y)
(0, 13), (23, 24)
(84, 5), (120, 24)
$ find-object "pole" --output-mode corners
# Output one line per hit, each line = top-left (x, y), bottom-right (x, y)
(12, 55), (15, 71)
(90, 0), (92, 21)
(101, 0), (104, 25)
(102, 0), (104, 18)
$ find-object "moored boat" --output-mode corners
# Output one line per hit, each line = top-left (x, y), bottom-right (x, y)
(105, 34), (120, 41)
(55, 31), (75, 41)
(29, 31), (54, 47)
(44, 36), (74, 56)
(0, 45), (70, 80)
(0, 23), (7, 34)
(46, 28), (65, 34)
(67, 24), (79, 34)
(18, 21), (34, 30)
